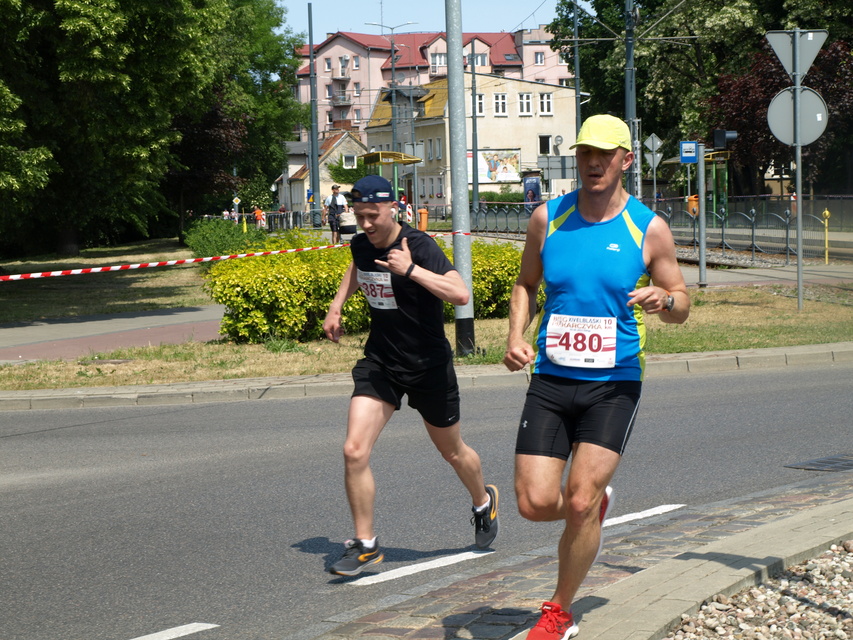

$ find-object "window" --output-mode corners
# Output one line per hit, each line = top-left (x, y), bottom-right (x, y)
(558, 78), (573, 87)
(354, 109), (362, 122)
(534, 51), (545, 65)
(539, 135), (551, 155)
(324, 57), (332, 72)
(325, 84), (333, 99)
(343, 154), (357, 169)
(352, 55), (360, 69)
(467, 52), (487, 66)
(559, 52), (570, 65)
(326, 111), (334, 125)
(427, 138), (433, 160)
(539, 92), (553, 115)
(494, 93), (507, 116)
(429, 177), (435, 196)
(437, 176), (444, 196)
(475, 93), (484, 115)
(519, 93), (532, 116)
(504, 53), (520, 61)
(354, 82), (362, 96)
(435, 137), (442, 160)
(420, 178), (426, 198)
(431, 52), (447, 67)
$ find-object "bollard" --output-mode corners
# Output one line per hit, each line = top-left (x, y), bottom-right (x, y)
(822, 208), (831, 264)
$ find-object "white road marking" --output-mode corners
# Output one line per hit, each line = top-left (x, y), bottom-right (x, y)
(350, 503), (686, 586)
(129, 623), (219, 640)
(351, 549), (494, 585)
(603, 503), (686, 527)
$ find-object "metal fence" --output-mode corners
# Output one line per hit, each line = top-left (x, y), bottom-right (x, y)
(203, 195), (852, 261)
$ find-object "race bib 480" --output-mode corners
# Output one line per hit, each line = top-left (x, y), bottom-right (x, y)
(357, 270), (398, 309)
(545, 313), (616, 368)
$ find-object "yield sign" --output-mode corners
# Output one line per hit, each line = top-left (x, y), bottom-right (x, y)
(766, 30), (827, 80)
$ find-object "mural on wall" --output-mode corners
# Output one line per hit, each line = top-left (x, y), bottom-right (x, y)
(467, 149), (520, 183)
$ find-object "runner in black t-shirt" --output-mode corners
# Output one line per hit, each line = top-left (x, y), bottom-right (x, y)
(322, 175), (499, 577)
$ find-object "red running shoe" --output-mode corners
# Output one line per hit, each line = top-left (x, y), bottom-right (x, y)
(527, 601), (579, 640)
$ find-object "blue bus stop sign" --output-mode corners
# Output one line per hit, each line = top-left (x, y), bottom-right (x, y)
(680, 141), (698, 164)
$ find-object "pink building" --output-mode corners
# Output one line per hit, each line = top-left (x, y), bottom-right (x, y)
(296, 25), (570, 142)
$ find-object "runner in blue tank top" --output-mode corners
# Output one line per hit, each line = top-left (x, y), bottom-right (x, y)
(503, 115), (690, 640)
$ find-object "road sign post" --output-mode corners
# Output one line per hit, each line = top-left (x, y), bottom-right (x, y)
(766, 28), (828, 310)
(644, 133), (662, 207)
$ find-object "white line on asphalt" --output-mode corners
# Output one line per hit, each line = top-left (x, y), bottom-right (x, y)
(603, 503), (686, 527)
(350, 504), (686, 586)
(128, 623), (220, 640)
(351, 550), (494, 585)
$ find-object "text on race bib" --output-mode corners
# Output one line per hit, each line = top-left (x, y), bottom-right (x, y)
(545, 314), (616, 368)
(357, 269), (398, 309)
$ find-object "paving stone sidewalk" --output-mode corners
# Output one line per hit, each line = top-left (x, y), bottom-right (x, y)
(293, 472), (853, 640)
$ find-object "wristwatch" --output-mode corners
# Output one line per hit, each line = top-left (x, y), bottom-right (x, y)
(664, 293), (675, 312)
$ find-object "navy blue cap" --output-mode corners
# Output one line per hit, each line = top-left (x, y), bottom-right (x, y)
(351, 175), (395, 203)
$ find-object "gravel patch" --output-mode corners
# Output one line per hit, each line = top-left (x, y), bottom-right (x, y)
(665, 540), (853, 640)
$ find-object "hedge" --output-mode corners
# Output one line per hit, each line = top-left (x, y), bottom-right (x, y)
(205, 230), (539, 343)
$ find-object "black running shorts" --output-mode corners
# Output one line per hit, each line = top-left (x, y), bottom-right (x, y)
(351, 358), (461, 428)
(515, 375), (642, 458)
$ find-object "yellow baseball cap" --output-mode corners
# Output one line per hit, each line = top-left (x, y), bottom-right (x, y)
(571, 114), (632, 151)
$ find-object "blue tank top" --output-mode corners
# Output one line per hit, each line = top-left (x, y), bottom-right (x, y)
(531, 191), (655, 381)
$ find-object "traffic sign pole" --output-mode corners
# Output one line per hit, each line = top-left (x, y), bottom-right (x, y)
(766, 28), (828, 310)
(794, 29), (804, 310)
(697, 143), (707, 288)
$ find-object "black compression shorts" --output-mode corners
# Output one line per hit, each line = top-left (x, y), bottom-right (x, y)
(515, 375), (642, 458)
(351, 358), (461, 428)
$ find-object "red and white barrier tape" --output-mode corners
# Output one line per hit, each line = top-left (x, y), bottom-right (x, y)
(0, 231), (471, 282)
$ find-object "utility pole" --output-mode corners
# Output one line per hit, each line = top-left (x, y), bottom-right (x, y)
(366, 21), (415, 196)
(445, 0), (475, 355)
(470, 39), (480, 216)
(624, 0), (640, 197)
(308, 4), (321, 227)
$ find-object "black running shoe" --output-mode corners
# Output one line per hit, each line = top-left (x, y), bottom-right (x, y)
(471, 484), (499, 549)
(329, 539), (383, 576)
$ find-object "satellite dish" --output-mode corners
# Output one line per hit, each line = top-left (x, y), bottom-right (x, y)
(394, 73), (406, 84)
(555, 135), (564, 146)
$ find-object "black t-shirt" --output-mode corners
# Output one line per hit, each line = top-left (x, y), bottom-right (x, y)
(350, 223), (456, 371)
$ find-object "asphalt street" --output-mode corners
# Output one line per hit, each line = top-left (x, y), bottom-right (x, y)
(2, 363), (852, 640)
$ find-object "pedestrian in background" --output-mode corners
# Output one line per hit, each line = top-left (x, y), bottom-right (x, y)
(323, 184), (349, 244)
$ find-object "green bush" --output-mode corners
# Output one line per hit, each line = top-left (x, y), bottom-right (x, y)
(206, 229), (369, 343)
(439, 239), (543, 321)
(205, 230), (538, 343)
(184, 218), (267, 261)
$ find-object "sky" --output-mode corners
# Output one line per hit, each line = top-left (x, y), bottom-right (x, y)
(281, 0), (569, 40)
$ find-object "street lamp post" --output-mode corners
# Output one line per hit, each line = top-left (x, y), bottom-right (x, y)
(366, 21), (416, 197)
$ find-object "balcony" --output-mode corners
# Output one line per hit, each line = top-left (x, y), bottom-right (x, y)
(330, 92), (352, 106)
(331, 68), (350, 80)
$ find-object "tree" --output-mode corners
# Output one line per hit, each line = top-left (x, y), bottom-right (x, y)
(548, 0), (853, 194)
(162, 0), (309, 223)
(708, 40), (853, 194)
(0, 0), (307, 258)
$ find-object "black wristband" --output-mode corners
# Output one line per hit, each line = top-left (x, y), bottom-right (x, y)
(405, 263), (415, 278)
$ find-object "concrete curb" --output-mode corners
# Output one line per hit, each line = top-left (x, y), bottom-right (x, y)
(1, 343), (851, 411)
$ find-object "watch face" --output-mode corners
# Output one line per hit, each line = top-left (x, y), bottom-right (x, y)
(666, 295), (675, 312)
